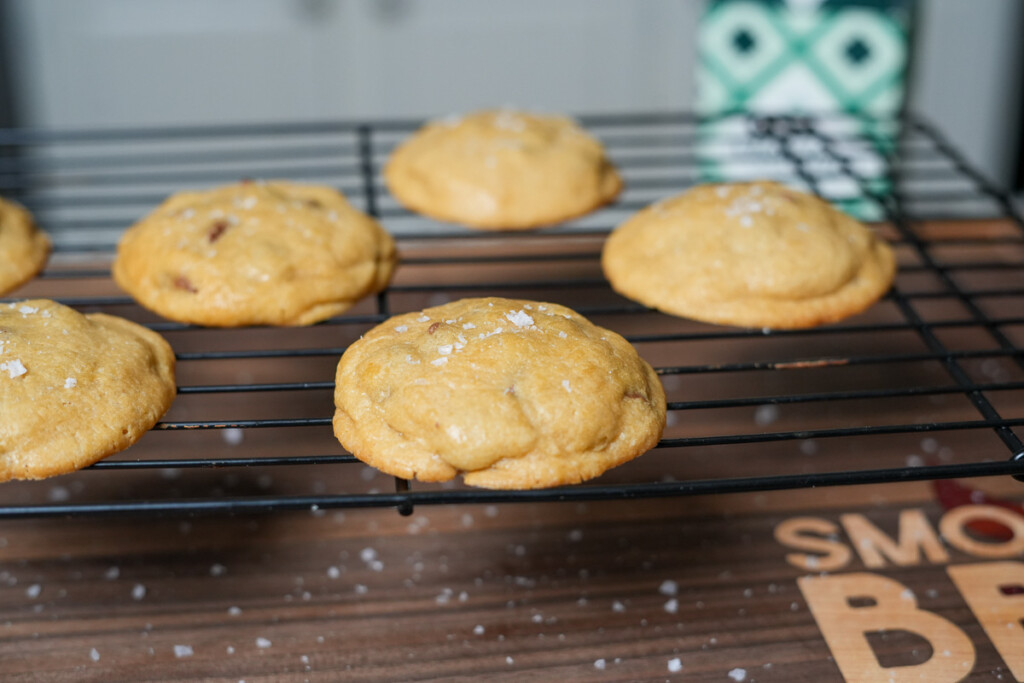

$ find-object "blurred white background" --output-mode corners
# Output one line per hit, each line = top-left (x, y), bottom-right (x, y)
(1, 0), (1021, 187)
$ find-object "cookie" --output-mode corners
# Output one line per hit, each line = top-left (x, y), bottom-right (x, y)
(113, 181), (397, 327)
(0, 299), (176, 482)
(384, 110), (622, 230)
(602, 181), (897, 329)
(0, 197), (51, 296)
(333, 297), (665, 489)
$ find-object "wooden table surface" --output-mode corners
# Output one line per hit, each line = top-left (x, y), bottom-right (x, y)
(2, 226), (1023, 682)
(1, 485), (1022, 682)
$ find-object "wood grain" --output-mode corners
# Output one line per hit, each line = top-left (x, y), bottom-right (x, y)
(0, 496), (1020, 681)
(1, 224), (1022, 681)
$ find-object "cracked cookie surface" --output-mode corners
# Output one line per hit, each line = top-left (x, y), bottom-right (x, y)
(0, 299), (176, 481)
(0, 197), (50, 296)
(602, 181), (896, 329)
(385, 110), (622, 230)
(113, 181), (396, 327)
(333, 297), (665, 489)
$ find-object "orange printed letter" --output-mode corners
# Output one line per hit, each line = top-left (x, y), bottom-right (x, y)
(841, 509), (950, 568)
(940, 505), (1024, 559)
(774, 516), (852, 572)
(947, 562), (1024, 681)
(799, 573), (975, 682)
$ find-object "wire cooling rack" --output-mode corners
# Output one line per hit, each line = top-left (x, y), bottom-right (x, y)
(1, 111), (1023, 518)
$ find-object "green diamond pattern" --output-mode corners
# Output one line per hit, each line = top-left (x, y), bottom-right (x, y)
(699, 1), (790, 100)
(696, 0), (912, 219)
(697, 0), (912, 116)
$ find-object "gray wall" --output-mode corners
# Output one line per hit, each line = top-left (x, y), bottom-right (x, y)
(911, 0), (1023, 186)
(3, 0), (1021, 186)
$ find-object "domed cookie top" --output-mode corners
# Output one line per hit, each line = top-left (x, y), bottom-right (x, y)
(333, 297), (665, 489)
(0, 197), (51, 296)
(384, 110), (622, 230)
(602, 181), (896, 329)
(0, 299), (176, 482)
(113, 181), (397, 327)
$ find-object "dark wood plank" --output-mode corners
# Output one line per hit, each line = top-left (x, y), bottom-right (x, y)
(0, 494), (1021, 681)
(1, 224), (1022, 681)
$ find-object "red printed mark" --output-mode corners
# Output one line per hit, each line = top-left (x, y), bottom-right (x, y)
(932, 477), (1024, 541)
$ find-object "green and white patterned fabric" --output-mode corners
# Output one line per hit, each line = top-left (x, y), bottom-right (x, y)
(697, 0), (911, 115)
(696, 0), (913, 219)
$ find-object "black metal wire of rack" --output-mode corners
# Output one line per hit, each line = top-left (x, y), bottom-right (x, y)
(1, 111), (1023, 518)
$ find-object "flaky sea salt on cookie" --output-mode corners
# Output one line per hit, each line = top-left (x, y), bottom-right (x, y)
(384, 110), (622, 230)
(602, 181), (896, 329)
(0, 299), (176, 481)
(113, 181), (397, 327)
(333, 297), (665, 489)
(0, 197), (51, 296)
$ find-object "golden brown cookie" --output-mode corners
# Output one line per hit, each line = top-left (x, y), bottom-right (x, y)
(333, 297), (665, 489)
(113, 181), (397, 327)
(0, 197), (51, 296)
(0, 299), (176, 482)
(602, 181), (896, 329)
(384, 110), (622, 230)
